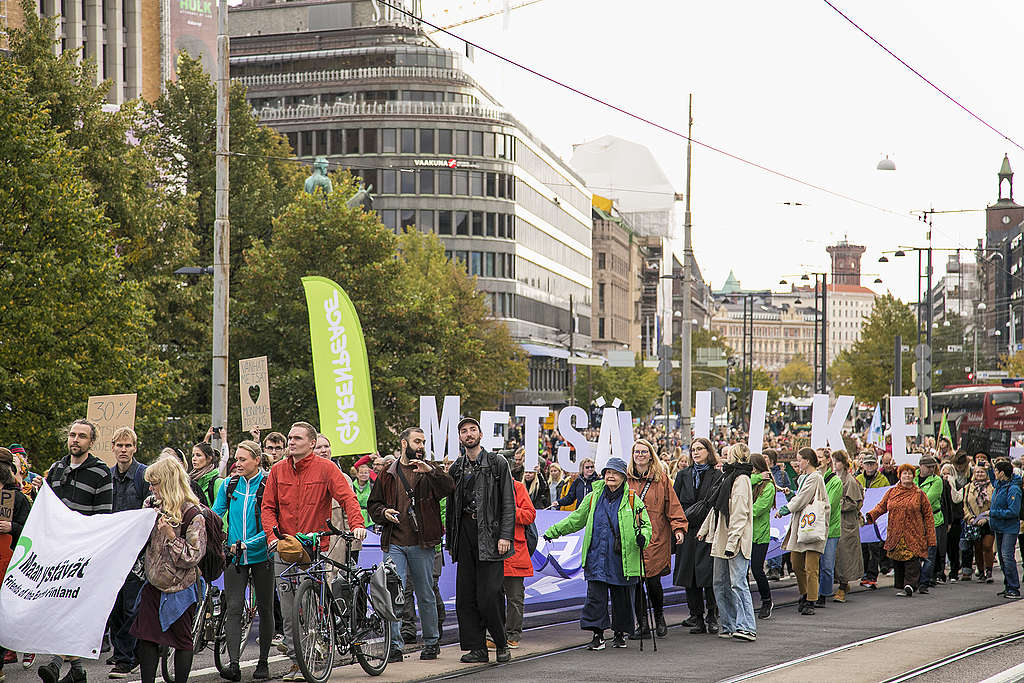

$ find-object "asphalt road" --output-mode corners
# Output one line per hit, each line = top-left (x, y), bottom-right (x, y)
(459, 575), (1015, 683)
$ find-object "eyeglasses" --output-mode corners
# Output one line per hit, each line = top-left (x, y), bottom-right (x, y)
(583, 465), (595, 470)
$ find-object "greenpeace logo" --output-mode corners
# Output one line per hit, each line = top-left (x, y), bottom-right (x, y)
(323, 292), (360, 446)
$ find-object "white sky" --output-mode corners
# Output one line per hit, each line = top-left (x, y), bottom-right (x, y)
(423, 0), (1024, 303)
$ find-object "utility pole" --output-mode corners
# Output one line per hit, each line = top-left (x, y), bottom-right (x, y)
(211, 0), (230, 448)
(821, 273), (828, 393)
(680, 93), (694, 446)
(568, 294), (575, 406)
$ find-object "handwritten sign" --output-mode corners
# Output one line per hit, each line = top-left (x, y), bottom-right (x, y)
(239, 356), (272, 432)
(86, 394), (138, 467)
(0, 489), (14, 524)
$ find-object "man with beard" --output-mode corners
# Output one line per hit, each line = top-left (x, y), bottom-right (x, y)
(39, 420), (113, 683)
(368, 427), (454, 661)
(446, 417), (515, 664)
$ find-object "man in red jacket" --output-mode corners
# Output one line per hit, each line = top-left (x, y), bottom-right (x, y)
(262, 421), (366, 681)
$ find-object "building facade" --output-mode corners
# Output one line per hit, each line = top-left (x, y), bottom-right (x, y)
(229, 0), (592, 406)
(710, 299), (816, 375)
(591, 203), (645, 355)
(981, 156), (1024, 358)
(4, 0), (161, 102)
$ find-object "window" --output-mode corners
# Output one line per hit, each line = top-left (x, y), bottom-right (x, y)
(454, 251), (469, 271)
(483, 133), (494, 158)
(401, 129), (416, 153)
(486, 213), (496, 237)
(484, 252), (495, 277)
(598, 283), (605, 308)
(455, 171), (469, 196)
(330, 129), (343, 154)
(363, 128), (379, 153)
(418, 210), (434, 232)
(400, 170), (415, 194)
(420, 129), (435, 154)
(301, 131), (313, 156)
(497, 174), (507, 199)
(361, 169), (379, 193)
(991, 392), (1022, 406)
(486, 173), (497, 197)
(382, 128), (397, 153)
(419, 169), (434, 194)
(471, 252), (482, 276)
(470, 172), (483, 196)
(496, 214), (506, 238)
(470, 131), (483, 156)
(472, 212), (483, 236)
(401, 209), (416, 231)
(438, 129), (453, 155)
(437, 170), (452, 195)
(315, 130), (327, 155)
(381, 210), (397, 230)
(455, 130), (469, 155)
(456, 211), (469, 235)
(597, 253), (606, 269)
(345, 129), (359, 154)
(381, 170), (397, 194)
(598, 318), (605, 338)
(495, 134), (505, 159)
(438, 211), (452, 235)
(495, 253), (506, 278)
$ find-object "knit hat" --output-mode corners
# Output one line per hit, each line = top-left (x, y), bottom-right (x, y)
(860, 453), (878, 465)
(602, 457), (628, 477)
(918, 454), (939, 467)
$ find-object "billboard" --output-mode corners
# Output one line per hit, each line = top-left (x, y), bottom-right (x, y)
(163, 0), (217, 82)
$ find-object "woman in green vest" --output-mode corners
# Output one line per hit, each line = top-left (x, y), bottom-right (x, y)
(543, 457), (652, 652)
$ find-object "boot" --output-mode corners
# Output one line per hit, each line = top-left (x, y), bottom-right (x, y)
(654, 613), (668, 638)
(681, 615), (698, 628)
(833, 588), (846, 603)
(706, 608), (720, 635)
(688, 618), (707, 634)
(628, 617), (650, 640)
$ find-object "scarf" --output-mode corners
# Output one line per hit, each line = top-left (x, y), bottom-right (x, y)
(692, 463), (710, 491)
(714, 462), (753, 525)
(189, 463), (215, 482)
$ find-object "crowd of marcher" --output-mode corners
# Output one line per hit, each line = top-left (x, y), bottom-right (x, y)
(0, 418), (1021, 683)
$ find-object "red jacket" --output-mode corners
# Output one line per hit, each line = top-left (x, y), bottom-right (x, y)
(504, 480), (537, 577)
(262, 454), (365, 550)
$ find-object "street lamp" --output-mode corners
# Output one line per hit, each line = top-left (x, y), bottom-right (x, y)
(877, 155), (896, 171)
(173, 266), (214, 276)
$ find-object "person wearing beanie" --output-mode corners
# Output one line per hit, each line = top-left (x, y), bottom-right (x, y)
(543, 457), (652, 652)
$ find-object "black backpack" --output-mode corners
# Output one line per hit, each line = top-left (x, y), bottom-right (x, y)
(182, 504), (227, 581)
(223, 474), (266, 526)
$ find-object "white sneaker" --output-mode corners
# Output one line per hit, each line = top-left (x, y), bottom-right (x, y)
(282, 665), (302, 681)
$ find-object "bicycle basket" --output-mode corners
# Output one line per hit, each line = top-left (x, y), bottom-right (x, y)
(368, 556), (405, 622)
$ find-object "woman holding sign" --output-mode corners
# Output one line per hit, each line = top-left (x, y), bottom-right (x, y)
(132, 457), (208, 683)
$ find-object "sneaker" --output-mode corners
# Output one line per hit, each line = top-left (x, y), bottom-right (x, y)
(460, 649), (488, 663)
(688, 620), (707, 634)
(218, 662), (239, 682)
(918, 586), (930, 595)
(733, 630), (756, 642)
(814, 596), (826, 607)
(38, 662), (61, 683)
(758, 600), (773, 619)
(496, 648), (512, 662)
(986, 570), (995, 584)
(1005, 592), (1022, 600)
(895, 589), (908, 597)
(611, 633), (627, 649)
(23, 654), (35, 669)
(281, 666), (302, 682)
(586, 634), (605, 651)
(402, 632), (417, 645)
(905, 585), (915, 597)
(798, 603), (815, 615)
(420, 644), (440, 660)
(950, 576), (958, 583)
(718, 631), (733, 639)
(108, 663), (135, 679)
(252, 660), (270, 681)
(485, 639), (496, 650)
(387, 651), (403, 664)
(506, 640), (519, 649)
(271, 634), (284, 648)
(681, 615), (699, 628)
(766, 568), (781, 581)
(275, 640), (289, 655)
(103, 658), (115, 667)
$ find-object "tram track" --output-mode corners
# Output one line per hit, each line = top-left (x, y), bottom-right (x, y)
(878, 629), (1024, 683)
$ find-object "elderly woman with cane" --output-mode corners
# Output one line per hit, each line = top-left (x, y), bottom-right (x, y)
(543, 458), (652, 651)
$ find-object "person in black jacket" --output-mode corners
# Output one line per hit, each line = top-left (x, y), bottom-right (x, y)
(672, 437), (723, 634)
(446, 417), (515, 665)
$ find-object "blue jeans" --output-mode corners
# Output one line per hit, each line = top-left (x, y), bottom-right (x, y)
(920, 525), (945, 586)
(386, 545), (439, 648)
(712, 555), (755, 635)
(996, 532), (1021, 594)
(818, 537), (839, 598)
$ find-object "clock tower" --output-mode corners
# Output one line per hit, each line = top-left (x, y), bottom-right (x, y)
(827, 239), (866, 286)
(986, 154), (1024, 247)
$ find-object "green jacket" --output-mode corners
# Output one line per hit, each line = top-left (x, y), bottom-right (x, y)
(353, 478), (373, 526)
(195, 469), (224, 508)
(543, 480), (652, 578)
(750, 473), (776, 545)
(915, 473), (944, 527)
(856, 470), (890, 489)
(823, 468), (843, 538)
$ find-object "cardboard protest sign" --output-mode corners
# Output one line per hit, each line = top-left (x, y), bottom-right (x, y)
(0, 489), (14, 524)
(239, 356), (272, 432)
(86, 394), (137, 467)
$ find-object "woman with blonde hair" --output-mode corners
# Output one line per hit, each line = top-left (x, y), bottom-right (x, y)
(627, 439), (687, 639)
(131, 456), (208, 683)
(553, 457), (598, 510)
(547, 462), (568, 509)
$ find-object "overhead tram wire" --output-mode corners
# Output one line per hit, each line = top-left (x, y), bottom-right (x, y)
(375, 0), (918, 224)
(821, 0), (1024, 153)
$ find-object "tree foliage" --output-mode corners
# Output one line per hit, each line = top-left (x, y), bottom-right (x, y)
(233, 174), (526, 450)
(0, 63), (178, 464)
(573, 361), (661, 416)
(778, 355), (814, 396)
(839, 294), (916, 403)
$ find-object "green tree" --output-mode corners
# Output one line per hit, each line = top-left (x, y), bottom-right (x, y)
(672, 327), (734, 404)
(778, 355), (814, 396)
(232, 173), (526, 449)
(750, 367), (781, 407)
(573, 362), (660, 416)
(0, 63), (178, 464)
(843, 294), (916, 403)
(829, 351), (856, 396)
(931, 314), (970, 389)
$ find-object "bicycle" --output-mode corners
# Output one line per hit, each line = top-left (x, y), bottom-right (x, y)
(277, 521), (392, 680)
(213, 546), (259, 677)
(160, 579), (219, 683)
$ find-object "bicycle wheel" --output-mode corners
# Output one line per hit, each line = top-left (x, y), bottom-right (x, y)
(214, 576), (256, 675)
(293, 580), (336, 683)
(352, 582), (391, 677)
(162, 597), (207, 683)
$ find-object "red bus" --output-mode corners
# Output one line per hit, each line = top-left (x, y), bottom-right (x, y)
(931, 385), (1024, 442)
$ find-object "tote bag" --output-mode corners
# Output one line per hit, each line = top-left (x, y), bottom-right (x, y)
(796, 482), (828, 546)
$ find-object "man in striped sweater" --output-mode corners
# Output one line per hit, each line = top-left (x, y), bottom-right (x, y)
(38, 419), (113, 683)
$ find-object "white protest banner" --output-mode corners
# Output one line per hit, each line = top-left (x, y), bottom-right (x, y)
(420, 395), (460, 460)
(239, 356), (272, 432)
(811, 394), (854, 452)
(890, 395), (918, 465)
(694, 391), (711, 440)
(515, 406), (550, 470)
(86, 393), (137, 467)
(748, 390), (768, 453)
(479, 410), (510, 453)
(0, 483), (156, 658)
